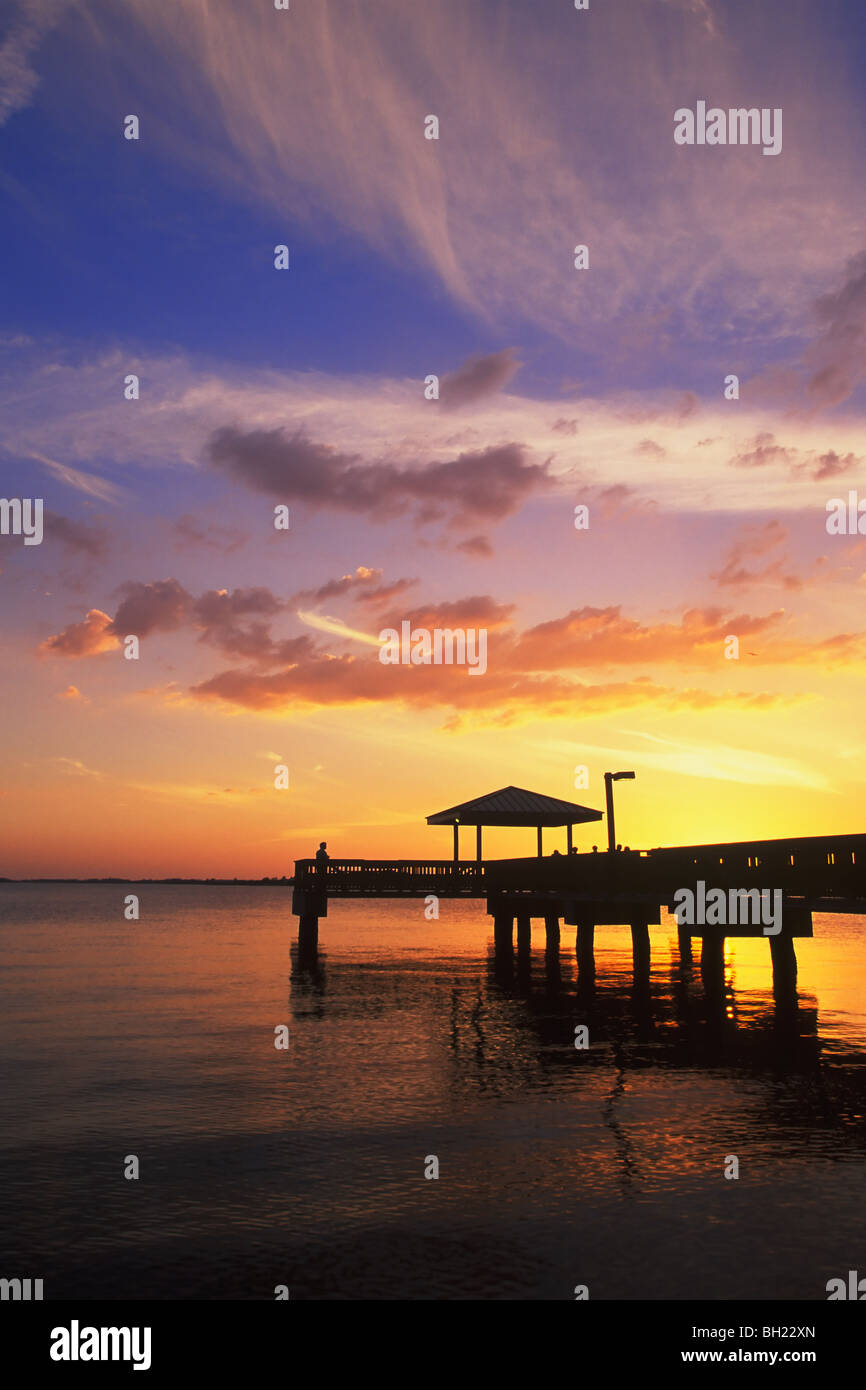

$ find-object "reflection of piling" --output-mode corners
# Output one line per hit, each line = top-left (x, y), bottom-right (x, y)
(544, 945), (562, 990)
(493, 910), (514, 983)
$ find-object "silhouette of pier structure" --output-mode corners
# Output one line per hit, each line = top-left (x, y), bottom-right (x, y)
(291, 785), (866, 995)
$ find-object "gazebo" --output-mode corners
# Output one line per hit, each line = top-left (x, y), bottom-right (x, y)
(426, 785), (603, 862)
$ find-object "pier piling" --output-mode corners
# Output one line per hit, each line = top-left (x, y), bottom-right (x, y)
(769, 933), (798, 996)
(631, 918), (651, 971)
(576, 919), (596, 977)
(700, 934), (726, 997)
(494, 911), (514, 952)
(544, 912), (560, 951)
(516, 913), (532, 953)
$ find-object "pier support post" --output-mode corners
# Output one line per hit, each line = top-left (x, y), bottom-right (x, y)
(700, 934), (725, 997)
(677, 926), (693, 964)
(516, 913), (532, 953)
(544, 913), (560, 951)
(292, 883), (326, 965)
(494, 911), (514, 951)
(769, 933), (798, 997)
(631, 918), (650, 988)
(298, 912), (319, 960)
(576, 920), (595, 977)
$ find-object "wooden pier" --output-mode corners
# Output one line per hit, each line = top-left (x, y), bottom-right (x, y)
(291, 830), (866, 995)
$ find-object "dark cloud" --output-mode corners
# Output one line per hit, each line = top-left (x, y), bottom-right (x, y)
(174, 514), (248, 553)
(749, 252), (866, 412)
(208, 426), (550, 525)
(288, 567), (419, 608)
(292, 566), (383, 604)
(438, 348), (520, 409)
(712, 522), (803, 590)
(455, 535), (493, 558)
(191, 586), (286, 661)
(42, 511), (108, 557)
(354, 577), (419, 604)
(804, 449), (859, 481)
(551, 418), (578, 436)
(729, 432), (797, 470)
(729, 434), (859, 481)
(192, 587), (282, 629)
(616, 391), (699, 425)
(806, 251), (866, 409)
(393, 596), (515, 630)
(634, 438), (665, 458)
(109, 579), (192, 637)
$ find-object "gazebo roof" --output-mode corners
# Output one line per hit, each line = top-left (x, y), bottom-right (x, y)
(426, 785), (603, 828)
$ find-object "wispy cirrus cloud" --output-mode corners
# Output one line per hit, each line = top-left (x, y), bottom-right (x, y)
(0, 0), (60, 128)
(75, 0), (866, 361)
(552, 729), (831, 791)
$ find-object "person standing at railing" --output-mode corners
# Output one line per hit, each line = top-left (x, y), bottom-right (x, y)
(315, 842), (330, 875)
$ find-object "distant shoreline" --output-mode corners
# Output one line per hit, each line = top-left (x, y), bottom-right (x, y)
(0, 878), (293, 886)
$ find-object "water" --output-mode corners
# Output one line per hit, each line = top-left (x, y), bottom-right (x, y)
(1, 883), (864, 1300)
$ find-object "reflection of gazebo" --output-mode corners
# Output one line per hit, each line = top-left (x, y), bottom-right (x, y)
(426, 785), (603, 862)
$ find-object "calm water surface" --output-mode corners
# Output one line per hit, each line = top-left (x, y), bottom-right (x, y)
(1, 884), (864, 1300)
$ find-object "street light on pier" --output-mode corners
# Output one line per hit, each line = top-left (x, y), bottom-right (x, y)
(604, 770), (635, 854)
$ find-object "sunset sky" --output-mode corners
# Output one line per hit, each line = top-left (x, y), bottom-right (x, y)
(2, 0), (866, 876)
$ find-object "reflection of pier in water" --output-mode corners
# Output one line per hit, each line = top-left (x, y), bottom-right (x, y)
(288, 924), (866, 1191)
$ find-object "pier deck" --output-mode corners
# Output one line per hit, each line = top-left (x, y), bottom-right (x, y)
(291, 833), (866, 989)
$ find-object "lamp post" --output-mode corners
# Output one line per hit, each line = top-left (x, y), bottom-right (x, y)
(604, 770), (635, 854)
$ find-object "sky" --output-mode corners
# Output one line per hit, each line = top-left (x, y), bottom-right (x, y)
(2, 0), (866, 877)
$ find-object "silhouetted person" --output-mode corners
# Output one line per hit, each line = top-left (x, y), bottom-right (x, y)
(552, 849), (562, 857)
(616, 843), (623, 853)
(591, 845), (598, 853)
(569, 846), (578, 855)
(315, 841), (329, 874)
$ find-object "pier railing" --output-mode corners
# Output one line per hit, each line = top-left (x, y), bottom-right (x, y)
(485, 835), (866, 905)
(293, 857), (486, 896)
(293, 833), (866, 907)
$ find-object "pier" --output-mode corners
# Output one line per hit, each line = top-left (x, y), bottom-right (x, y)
(290, 785), (866, 995)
